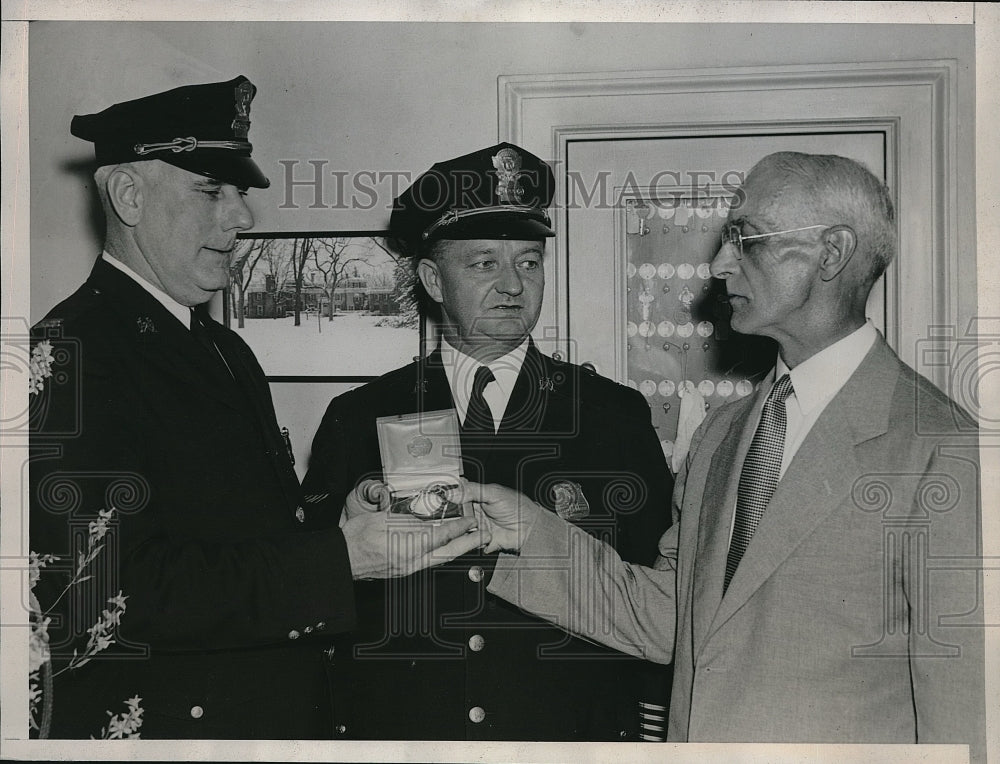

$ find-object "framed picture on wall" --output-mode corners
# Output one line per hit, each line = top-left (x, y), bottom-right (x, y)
(223, 231), (424, 381)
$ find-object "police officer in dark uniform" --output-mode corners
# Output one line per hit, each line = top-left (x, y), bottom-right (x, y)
(301, 143), (673, 741)
(29, 76), (480, 739)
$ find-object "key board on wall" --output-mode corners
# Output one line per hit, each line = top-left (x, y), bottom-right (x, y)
(621, 191), (774, 459)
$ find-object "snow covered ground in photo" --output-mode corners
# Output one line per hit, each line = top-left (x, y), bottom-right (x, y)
(232, 313), (419, 377)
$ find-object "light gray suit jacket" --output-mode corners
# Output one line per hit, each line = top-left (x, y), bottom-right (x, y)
(489, 337), (984, 757)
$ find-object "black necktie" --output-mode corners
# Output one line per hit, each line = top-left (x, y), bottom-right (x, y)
(190, 308), (234, 379)
(463, 366), (496, 433)
(724, 373), (794, 592)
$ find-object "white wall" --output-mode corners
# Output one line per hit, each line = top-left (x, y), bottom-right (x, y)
(28, 21), (976, 475)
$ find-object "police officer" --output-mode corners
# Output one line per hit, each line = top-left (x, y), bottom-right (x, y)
(302, 143), (673, 741)
(29, 76), (480, 739)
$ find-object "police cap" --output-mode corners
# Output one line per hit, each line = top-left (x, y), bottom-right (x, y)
(70, 75), (269, 189)
(391, 142), (555, 244)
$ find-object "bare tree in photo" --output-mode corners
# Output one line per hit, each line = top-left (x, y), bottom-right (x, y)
(367, 236), (400, 264)
(263, 239), (293, 316)
(366, 265), (394, 290)
(313, 237), (365, 321)
(229, 238), (275, 328)
(289, 236), (317, 327)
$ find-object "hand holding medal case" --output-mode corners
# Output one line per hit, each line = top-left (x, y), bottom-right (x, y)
(376, 409), (465, 521)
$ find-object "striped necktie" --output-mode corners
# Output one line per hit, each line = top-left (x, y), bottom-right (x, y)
(463, 365), (496, 433)
(724, 373), (794, 592)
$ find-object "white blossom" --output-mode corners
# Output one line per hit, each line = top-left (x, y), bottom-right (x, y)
(29, 514), (137, 739)
(28, 341), (55, 395)
(94, 696), (144, 739)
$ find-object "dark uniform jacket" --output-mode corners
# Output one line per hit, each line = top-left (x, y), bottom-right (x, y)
(300, 341), (673, 741)
(29, 257), (355, 739)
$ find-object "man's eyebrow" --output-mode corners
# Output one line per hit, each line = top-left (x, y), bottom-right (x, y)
(192, 178), (224, 189)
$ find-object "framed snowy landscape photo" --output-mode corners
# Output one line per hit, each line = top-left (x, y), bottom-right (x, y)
(224, 231), (422, 380)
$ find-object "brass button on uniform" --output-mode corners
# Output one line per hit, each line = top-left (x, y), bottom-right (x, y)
(288, 629), (300, 640)
(468, 634), (485, 652)
(468, 706), (486, 723)
(190, 705), (204, 719)
(336, 724), (347, 734)
(468, 566), (484, 583)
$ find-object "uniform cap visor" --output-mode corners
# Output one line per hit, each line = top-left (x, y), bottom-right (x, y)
(160, 152), (270, 189)
(427, 211), (554, 241)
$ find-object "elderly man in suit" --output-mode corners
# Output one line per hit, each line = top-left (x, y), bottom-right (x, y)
(300, 143), (673, 741)
(472, 152), (985, 758)
(29, 76), (481, 739)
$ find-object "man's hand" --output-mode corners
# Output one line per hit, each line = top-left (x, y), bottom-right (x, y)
(462, 481), (543, 554)
(343, 478), (389, 521)
(342, 510), (487, 580)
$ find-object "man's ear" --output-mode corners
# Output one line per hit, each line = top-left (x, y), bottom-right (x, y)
(105, 165), (144, 227)
(416, 258), (445, 304)
(818, 225), (857, 282)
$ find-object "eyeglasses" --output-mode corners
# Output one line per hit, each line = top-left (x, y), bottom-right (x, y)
(720, 224), (829, 260)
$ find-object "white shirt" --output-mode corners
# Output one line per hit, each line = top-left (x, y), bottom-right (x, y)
(773, 321), (879, 477)
(441, 337), (528, 434)
(728, 321), (878, 545)
(102, 252), (191, 329)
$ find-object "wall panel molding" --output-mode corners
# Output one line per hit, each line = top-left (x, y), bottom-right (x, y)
(500, 60), (960, 392)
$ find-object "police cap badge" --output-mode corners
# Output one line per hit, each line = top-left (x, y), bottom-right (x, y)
(390, 142), (555, 244)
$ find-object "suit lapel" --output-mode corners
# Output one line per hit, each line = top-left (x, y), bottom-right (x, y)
(690, 393), (759, 657)
(414, 349), (456, 412)
(704, 339), (899, 641)
(496, 341), (549, 436)
(200, 314), (300, 498)
(90, 260), (245, 413)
